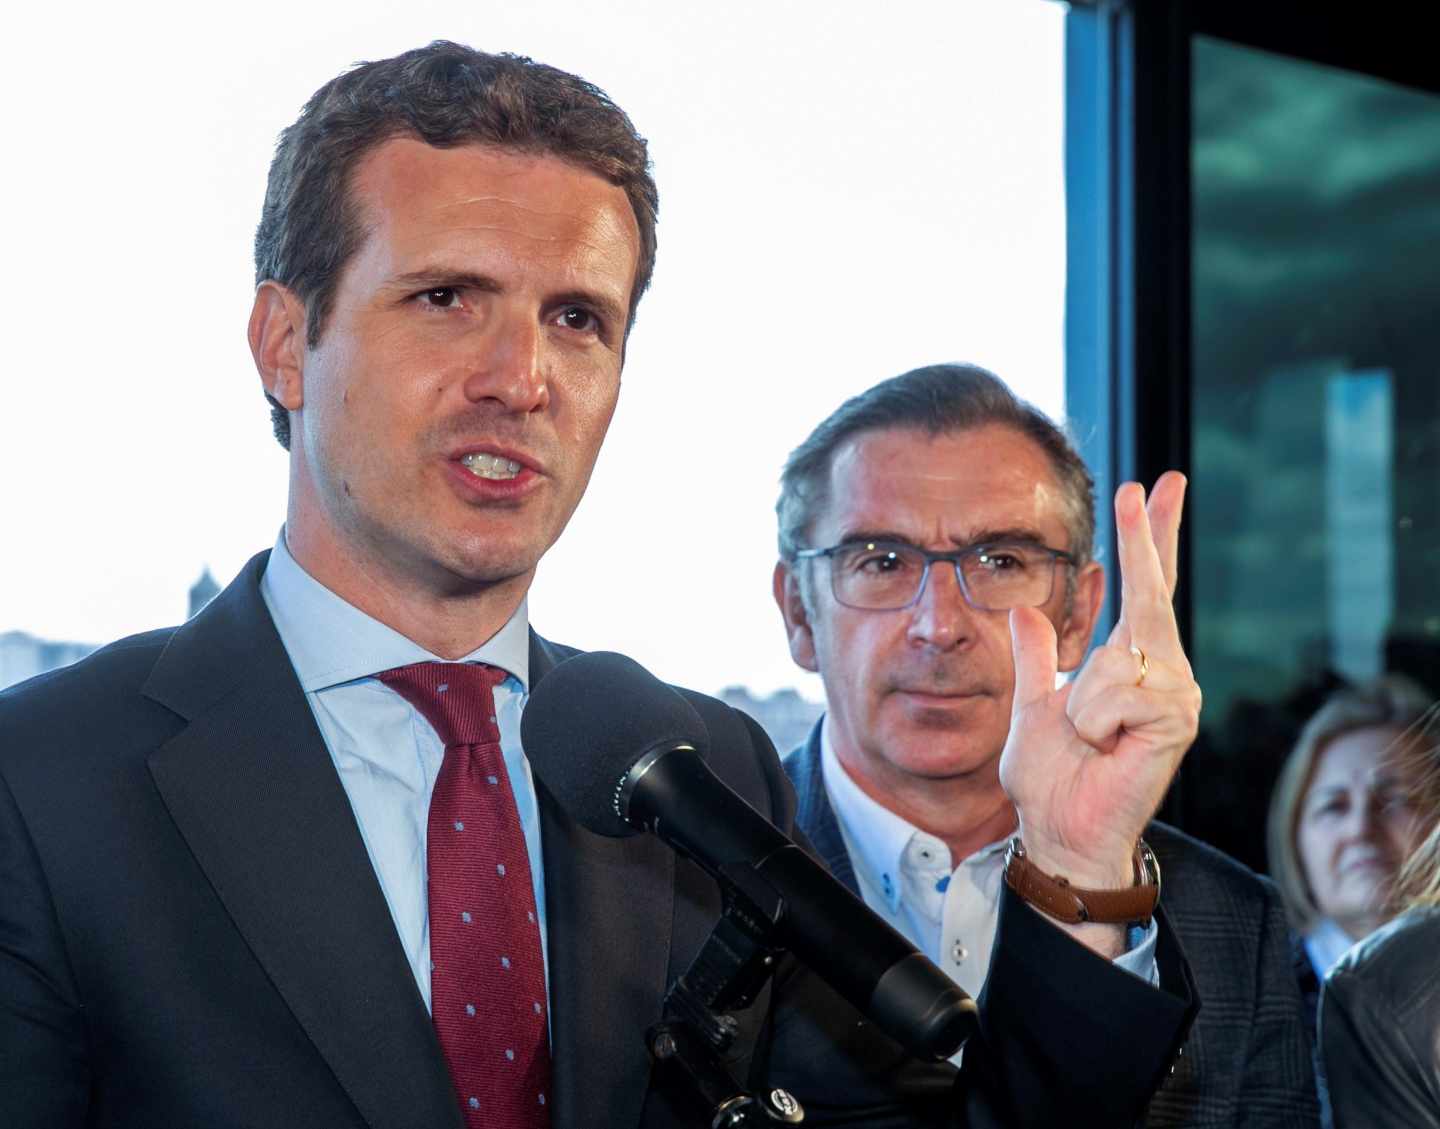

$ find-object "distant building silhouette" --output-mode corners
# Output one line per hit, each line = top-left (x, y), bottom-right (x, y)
(717, 685), (824, 754)
(189, 567), (220, 619)
(2, 566), (224, 692)
(0, 631), (97, 692)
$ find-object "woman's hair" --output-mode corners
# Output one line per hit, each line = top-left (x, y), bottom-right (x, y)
(1398, 733), (1440, 907)
(1265, 674), (1440, 931)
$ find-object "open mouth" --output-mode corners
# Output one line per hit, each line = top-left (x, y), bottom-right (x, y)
(459, 452), (524, 481)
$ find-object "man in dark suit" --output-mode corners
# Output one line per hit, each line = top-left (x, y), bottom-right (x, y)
(772, 364), (1320, 1128)
(1, 45), (1196, 1128)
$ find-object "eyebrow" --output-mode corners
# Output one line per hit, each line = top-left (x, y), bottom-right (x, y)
(389, 269), (502, 294)
(834, 527), (1057, 550)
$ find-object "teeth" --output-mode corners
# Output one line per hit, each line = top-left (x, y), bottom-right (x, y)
(460, 452), (523, 480)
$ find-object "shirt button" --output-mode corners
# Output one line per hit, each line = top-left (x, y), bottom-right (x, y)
(951, 940), (969, 965)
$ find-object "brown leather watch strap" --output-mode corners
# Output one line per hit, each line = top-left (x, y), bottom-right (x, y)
(1002, 838), (1160, 926)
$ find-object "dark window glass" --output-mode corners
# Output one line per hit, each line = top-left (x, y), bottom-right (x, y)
(1188, 36), (1440, 870)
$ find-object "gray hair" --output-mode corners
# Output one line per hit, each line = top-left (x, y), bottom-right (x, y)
(1265, 674), (1440, 933)
(254, 40), (658, 449)
(775, 363), (1096, 565)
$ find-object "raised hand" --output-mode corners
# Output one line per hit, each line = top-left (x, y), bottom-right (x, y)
(999, 471), (1201, 894)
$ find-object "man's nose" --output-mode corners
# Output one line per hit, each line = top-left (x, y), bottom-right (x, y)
(461, 310), (549, 414)
(905, 560), (977, 649)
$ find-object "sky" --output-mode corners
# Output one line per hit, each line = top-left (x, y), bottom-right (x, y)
(0, 0), (1067, 700)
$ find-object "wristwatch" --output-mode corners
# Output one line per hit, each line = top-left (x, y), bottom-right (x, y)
(1002, 837), (1161, 927)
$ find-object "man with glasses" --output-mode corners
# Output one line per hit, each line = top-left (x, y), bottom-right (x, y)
(774, 364), (1319, 1128)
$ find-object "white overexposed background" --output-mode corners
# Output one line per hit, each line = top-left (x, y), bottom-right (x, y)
(0, 0), (1066, 700)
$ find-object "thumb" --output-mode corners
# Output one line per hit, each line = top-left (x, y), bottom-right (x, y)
(1009, 606), (1058, 715)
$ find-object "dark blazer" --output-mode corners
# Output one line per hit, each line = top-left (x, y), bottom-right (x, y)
(1, 554), (1194, 1128)
(1321, 907), (1440, 1129)
(784, 723), (1320, 1129)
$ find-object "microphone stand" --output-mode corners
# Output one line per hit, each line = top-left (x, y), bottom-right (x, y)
(646, 872), (806, 1127)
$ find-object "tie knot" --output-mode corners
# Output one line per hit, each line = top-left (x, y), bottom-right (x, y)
(378, 661), (508, 747)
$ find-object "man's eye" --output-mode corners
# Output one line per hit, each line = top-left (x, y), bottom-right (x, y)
(420, 287), (461, 308)
(853, 549), (911, 574)
(977, 551), (1024, 572)
(557, 306), (599, 333)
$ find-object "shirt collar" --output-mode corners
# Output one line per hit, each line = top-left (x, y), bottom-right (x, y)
(820, 716), (929, 913)
(260, 530), (531, 692)
(819, 716), (1009, 913)
(1306, 917), (1360, 977)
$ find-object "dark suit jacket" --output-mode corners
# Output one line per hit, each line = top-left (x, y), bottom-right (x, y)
(784, 724), (1320, 1128)
(1321, 907), (1440, 1129)
(2, 554), (1194, 1128)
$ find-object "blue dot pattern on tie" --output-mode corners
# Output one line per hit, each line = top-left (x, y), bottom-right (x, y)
(461, 911), (472, 924)
(533, 1001), (542, 1014)
(468, 1096), (479, 1109)
(501, 955), (511, 969)
(497, 863), (507, 876)
(454, 821), (465, 832)
(506, 1048), (516, 1061)
(487, 774), (499, 785)
(466, 1003), (476, 1016)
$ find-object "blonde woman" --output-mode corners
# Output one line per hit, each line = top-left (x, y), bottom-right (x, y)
(1267, 676), (1438, 1007)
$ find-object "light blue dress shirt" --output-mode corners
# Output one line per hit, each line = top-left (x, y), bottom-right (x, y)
(260, 533), (547, 1015)
(819, 716), (1158, 1024)
(1303, 917), (1358, 981)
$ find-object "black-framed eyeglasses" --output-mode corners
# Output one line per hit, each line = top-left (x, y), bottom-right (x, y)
(791, 539), (1077, 612)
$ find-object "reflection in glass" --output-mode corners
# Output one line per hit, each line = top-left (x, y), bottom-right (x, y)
(1188, 37), (1440, 869)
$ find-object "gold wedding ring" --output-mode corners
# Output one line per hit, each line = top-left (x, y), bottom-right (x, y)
(1130, 645), (1149, 687)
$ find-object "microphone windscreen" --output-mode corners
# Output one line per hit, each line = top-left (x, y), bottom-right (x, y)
(521, 651), (709, 838)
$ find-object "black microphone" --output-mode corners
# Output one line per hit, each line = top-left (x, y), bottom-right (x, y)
(521, 650), (978, 1061)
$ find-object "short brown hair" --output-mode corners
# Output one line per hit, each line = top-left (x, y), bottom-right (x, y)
(254, 40), (659, 448)
(776, 363), (1096, 565)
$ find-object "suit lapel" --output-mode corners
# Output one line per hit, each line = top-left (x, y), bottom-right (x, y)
(528, 632), (675, 1129)
(144, 554), (461, 1129)
(786, 720), (860, 896)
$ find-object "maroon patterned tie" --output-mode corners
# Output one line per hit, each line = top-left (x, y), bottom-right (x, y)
(378, 662), (551, 1128)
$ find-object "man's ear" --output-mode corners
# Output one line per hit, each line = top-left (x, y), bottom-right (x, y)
(248, 281), (308, 415)
(1056, 560), (1105, 672)
(773, 560), (818, 673)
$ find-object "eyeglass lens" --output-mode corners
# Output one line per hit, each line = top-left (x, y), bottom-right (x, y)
(829, 542), (1058, 611)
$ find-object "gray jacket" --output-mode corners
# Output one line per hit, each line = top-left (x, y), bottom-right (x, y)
(1321, 907), (1440, 1128)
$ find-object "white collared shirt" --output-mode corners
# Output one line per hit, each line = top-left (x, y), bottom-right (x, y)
(819, 717), (1158, 1011)
(260, 532), (546, 1014)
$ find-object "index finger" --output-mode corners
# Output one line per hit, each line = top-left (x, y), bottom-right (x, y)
(1114, 480), (1176, 651)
